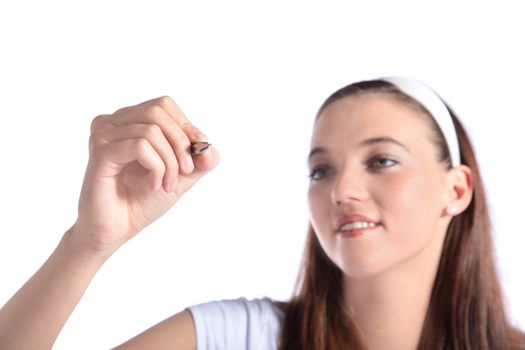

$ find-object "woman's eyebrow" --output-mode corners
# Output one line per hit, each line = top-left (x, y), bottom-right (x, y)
(359, 137), (410, 153)
(308, 137), (410, 162)
(308, 147), (328, 162)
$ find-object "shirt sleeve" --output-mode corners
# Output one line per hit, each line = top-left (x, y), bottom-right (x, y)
(187, 297), (283, 350)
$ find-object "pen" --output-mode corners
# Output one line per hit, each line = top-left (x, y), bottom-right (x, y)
(191, 141), (212, 156)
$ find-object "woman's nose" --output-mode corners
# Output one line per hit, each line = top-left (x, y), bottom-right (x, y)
(331, 168), (368, 205)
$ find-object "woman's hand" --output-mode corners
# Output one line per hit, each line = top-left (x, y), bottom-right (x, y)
(72, 96), (220, 255)
(0, 96), (218, 349)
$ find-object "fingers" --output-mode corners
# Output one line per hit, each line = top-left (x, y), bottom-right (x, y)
(89, 96), (216, 193)
(115, 96), (208, 143)
(114, 105), (194, 172)
(93, 123), (184, 192)
(93, 138), (166, 191)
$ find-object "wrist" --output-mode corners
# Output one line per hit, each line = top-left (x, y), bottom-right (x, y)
(61, 225), (120, 265)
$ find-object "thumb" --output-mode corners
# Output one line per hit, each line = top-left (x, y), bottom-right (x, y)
(176, 145), (220, 194)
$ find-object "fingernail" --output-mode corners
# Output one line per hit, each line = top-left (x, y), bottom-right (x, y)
(184, 155), (194, 173)
(193, 130), (208, 141)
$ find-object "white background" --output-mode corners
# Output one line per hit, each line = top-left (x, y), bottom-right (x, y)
(1, 1), (524, 348)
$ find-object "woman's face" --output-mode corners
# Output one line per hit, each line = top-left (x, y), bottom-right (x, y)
(307, 93), (452, 279)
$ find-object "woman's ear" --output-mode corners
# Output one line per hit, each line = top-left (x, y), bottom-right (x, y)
(445, 165), (474, 216)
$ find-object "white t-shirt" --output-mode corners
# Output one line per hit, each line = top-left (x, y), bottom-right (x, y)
(187, 297), (284, 350)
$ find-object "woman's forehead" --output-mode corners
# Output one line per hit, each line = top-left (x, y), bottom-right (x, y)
(311, 94), (431, 147)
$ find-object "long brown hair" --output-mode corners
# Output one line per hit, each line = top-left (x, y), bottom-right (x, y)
(277, 79), (525, 349)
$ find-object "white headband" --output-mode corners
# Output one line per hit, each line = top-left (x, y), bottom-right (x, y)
(380, 77), (461, 167)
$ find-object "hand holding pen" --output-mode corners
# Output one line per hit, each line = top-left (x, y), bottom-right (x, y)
(72, 96), (220, 256)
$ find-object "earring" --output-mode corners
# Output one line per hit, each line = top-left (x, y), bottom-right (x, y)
(447, 205), (458, 216)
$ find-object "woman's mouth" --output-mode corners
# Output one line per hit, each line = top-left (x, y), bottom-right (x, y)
(338, 221), (381, 238)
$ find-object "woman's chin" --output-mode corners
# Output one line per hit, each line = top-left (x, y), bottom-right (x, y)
(337, 257), (394, 280)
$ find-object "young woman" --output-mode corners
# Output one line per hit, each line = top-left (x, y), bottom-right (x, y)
(0, 77), (523, 349)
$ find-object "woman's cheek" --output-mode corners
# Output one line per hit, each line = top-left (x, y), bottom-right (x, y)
(376, 171), (424, 232)
(375, 171), (417, 209)
(380, 170), (440, 246)
(307, 186), (331, 232)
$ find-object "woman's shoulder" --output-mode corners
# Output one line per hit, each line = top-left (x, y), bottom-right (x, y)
(186, 297), (285, 350)
(187, 296), (285, 325)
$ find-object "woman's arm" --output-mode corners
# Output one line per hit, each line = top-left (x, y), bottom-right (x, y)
(0, 96), (219, 349)
(0, 226), (112, 349)
(0, 230), (197, 350)
(112, 310), (196, 350)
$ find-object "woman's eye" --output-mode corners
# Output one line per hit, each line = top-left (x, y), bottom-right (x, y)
(308, 166), (329, 181)
(368, 157), (398, 169)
